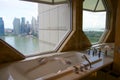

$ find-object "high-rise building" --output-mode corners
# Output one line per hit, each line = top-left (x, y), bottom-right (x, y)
(31, 17), (38, 36)
(25, 21), (30, 35)
(13, 18), (20, 35)
(21, 17), (26, 34)
(0, 17), (5, 36)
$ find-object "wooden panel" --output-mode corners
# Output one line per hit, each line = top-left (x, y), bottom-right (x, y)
(113, 0), (120, 73)
(0, 39), (25, 64)
(102, 0), (117, 43)
(58, 0), (91, 52)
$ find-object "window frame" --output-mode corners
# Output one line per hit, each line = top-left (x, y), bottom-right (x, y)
(0, 0), (73, 57)
(82, 0), (110, 45)
(27, 0), (73, 57)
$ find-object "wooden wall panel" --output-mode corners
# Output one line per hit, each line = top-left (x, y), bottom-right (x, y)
(58, 0), (91, 52)
(113, 0), (120, 73)
(0, 39), (25, 64)
(103, 0), (118, 43)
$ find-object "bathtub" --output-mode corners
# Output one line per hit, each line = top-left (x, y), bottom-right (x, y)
(0, 51), (102, 80)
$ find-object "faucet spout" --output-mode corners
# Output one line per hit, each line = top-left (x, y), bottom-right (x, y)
(82, 55), (92, 68)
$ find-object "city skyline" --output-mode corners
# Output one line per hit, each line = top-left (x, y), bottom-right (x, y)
(0, 0), (37, 29)
(12, 17), (38, 36)
(0, 16), (39, 38)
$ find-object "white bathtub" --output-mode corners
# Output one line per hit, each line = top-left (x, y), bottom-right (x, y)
(0, 51), (101, 80)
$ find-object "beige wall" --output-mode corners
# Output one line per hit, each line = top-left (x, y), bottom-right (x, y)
(38, 3), (70, 50)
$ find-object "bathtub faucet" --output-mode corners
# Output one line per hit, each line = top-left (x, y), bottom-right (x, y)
(82, 55), (92, 68)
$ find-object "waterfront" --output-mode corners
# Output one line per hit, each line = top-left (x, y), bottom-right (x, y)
(0, 31), (104, 55)
(0, 36), (55, 55)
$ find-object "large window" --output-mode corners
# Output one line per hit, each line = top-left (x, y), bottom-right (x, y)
(83, 11), (106, 43)
(83, 0), (107, 44)
(0, 0), (71, 55)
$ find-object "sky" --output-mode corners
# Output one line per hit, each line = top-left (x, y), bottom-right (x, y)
(83, 11), (106, 31)
(0, 0), (106, 31)
(0, 0), (37, 29)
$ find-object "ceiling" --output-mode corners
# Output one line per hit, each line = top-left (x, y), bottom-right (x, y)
(21, 0), (106, 12)
(83, 0), (106, 12)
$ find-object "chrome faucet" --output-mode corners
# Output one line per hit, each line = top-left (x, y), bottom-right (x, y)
(82, 55), (92, 68)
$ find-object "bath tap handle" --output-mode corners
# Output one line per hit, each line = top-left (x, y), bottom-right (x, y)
(87, 49), (91, 55)
(98, 48), (101, 58)
(80, 64), (84, 72)
(82, 55), (92, 68)
(92, 50), (95, 57)
(80, 63), (88, 71)
(73, 66), (79, 74)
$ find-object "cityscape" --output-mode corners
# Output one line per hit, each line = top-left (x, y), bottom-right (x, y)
(0, 2), (71, 55)
(0, 17), (39, 37)
(0, 3), (105, 55)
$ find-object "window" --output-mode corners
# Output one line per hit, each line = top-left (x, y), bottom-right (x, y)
(0, 0), (71, 55)
(83, 0), (107, 44)
(83, 11), (106, 43)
